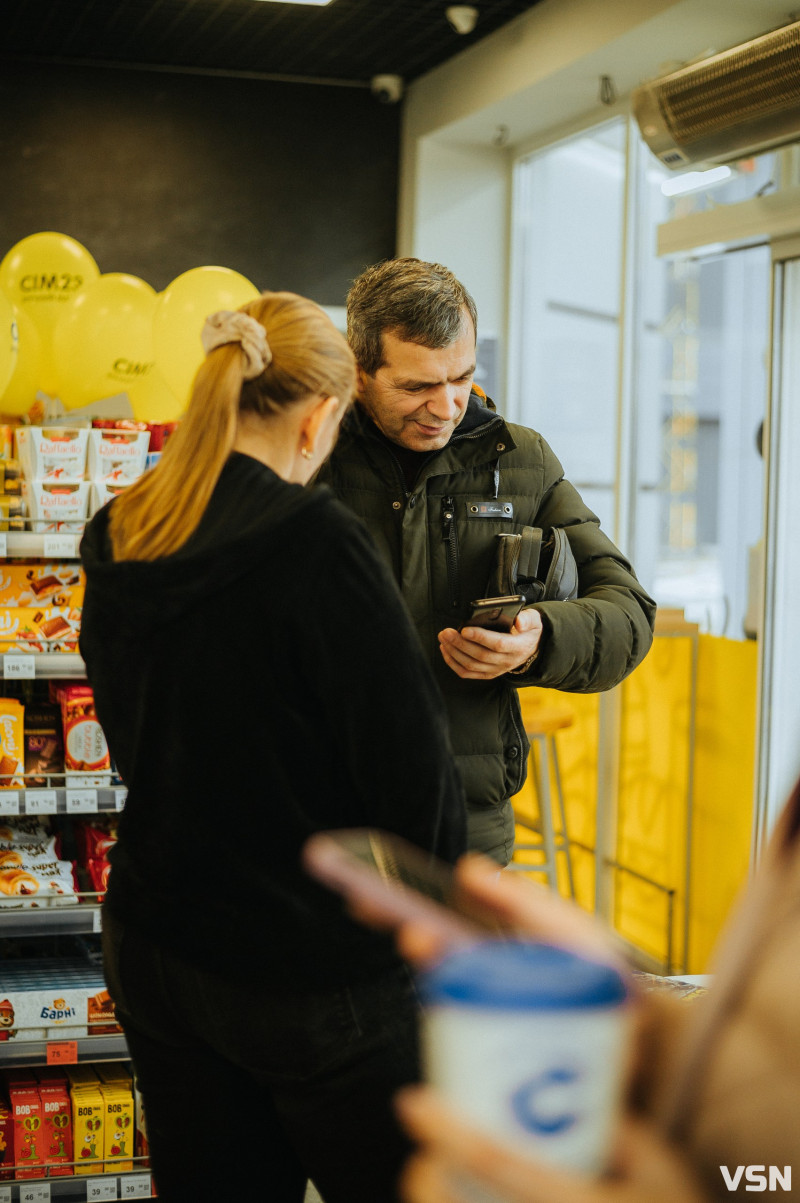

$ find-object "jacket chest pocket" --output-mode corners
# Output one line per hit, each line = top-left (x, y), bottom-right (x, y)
(437, 497), (518, 615)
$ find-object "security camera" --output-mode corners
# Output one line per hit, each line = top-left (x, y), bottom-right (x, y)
(446, 5), (479, 35)
(371, 74), (404, 104)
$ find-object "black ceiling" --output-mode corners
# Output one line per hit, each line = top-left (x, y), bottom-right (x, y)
(5, 0), (546, 87)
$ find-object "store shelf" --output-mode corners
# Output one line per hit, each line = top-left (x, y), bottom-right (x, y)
(1, 655), (86, 681)
(0, 1034), (128, 1069)
(0, 1167), (153, 1201)
(0, 533), (82, 560)
(0, 903), (103, 937)
(0, 784), (126, 817)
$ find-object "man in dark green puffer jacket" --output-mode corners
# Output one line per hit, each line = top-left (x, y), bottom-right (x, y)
(318, 258), (656, 865)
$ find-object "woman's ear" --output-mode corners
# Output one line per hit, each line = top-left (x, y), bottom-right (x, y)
(300, 395), (341, 457)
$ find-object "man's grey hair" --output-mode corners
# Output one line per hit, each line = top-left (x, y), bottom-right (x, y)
(346, 258), (478, 376)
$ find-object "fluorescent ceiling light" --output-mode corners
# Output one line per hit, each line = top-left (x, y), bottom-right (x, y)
(661, 166), (733, 197)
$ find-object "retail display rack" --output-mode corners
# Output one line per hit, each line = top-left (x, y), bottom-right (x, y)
(1, 534), (151, 1200)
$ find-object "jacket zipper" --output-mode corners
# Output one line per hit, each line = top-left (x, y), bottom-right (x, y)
(441, 496), (461, 610)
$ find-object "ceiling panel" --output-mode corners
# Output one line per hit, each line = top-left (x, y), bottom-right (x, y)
(5, 0), (547, 86)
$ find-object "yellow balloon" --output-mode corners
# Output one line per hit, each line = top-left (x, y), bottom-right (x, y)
(0, 292), (18, 402)
(153, 266), (260, 403)
(0, 305), (43, 416)
(53, 273), (159, 410)
(130, 368), (186, 424)
(0, 232), (100, 394)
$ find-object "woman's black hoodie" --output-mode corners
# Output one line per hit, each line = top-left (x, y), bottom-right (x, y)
(79, 452), (466, 988)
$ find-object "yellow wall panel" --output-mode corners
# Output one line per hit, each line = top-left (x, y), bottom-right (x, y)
(689, 635), (757, 970)
(511, 634), (758, 976)
(617, 639), (693, 967)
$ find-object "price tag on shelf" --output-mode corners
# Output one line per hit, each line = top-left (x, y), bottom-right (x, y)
(0, 791), (20, 815)
(67, 773), (109, 788)
(0, 1185), (11, 1203)
(114, 788), (128, 811)
(43, 534), (79, 558)
(0, 534), (7, 558)
(20, 1185), (51, 1203)
(67, 788), (99, 813)
(3, 653), (36, 679)
(92, 908), (103, 933)
(24, 789), (58, 815)
(86, 1180), (118, 1201)
(47, 1040), (78, 1065)
(119, 1174), (153, 1199)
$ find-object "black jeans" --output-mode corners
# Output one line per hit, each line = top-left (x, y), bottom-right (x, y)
(102, 911), (421, 1202)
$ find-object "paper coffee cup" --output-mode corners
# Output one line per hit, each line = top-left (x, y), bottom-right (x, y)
(419, 940), (631, 1173)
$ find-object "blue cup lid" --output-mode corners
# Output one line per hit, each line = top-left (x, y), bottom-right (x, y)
(419, 940), (628, 1010)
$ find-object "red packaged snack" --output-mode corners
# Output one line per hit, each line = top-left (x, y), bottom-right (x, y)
(36, 1071), (72, 1177)
(7, 1075), (45, 1179)
(51, 686), (110, 775)
(0, 1092), (12, 1180)
(86, 858), (112, 901)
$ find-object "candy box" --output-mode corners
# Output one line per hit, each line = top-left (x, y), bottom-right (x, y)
(132, 1076), (150, 1167)
(87, 428), (150, 483)
(15, 426), (89, 482)
(22, 479), (91, 532)
(7, 1076), (45, 1180)
(37, 1072), (72, 1176)
(89, 478), (135, 517)
(70, 1085), (104, 1176)
(87, 986), (120, 1035)
(99, 1081), (134, 1171)
(0, 698), (24, 790)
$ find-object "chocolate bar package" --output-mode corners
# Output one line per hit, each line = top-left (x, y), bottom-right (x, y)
(24, 704), (64, 786)
(0, 563), (85, 608)
(0, 606), (81, 654)
(0, 699), (24, 790)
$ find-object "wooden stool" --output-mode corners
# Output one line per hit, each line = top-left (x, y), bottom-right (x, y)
(509, 702), (576, 897)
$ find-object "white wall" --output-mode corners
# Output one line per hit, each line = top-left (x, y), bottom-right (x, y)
(399, 0), (795, 364)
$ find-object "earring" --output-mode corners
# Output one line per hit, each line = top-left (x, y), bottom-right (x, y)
(300, 447), (313, 460)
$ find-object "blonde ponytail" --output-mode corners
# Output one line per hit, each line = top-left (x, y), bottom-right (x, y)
(108, 291), (356, 562)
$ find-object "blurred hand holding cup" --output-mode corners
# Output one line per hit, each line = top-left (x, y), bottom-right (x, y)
(418, 939), (631, 1175)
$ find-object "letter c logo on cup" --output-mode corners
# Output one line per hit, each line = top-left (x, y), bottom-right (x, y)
(511, 1066), (579, 1135)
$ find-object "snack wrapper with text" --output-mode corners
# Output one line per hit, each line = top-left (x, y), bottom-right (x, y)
(0, 606), (81, 654)
(51, 685), (110, 774)
(0, 699), (24, 790)
(0, 563), (85, 608)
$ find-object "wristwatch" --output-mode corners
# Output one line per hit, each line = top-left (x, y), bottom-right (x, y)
(509, 647), (540, 675)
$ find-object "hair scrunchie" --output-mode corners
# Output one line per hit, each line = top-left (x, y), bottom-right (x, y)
(201, 310), (272, 380)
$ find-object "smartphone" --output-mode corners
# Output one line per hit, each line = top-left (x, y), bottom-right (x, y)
(303, 828), (508, 945)
(461, 594), (526, 633)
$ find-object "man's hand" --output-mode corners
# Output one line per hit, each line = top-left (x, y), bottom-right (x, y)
(438, 607), (543, 680)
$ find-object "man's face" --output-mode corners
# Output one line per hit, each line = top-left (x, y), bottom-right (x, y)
(357, 314), (476, 452)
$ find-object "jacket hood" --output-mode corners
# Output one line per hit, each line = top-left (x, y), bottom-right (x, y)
(80, 453), (327, 635)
